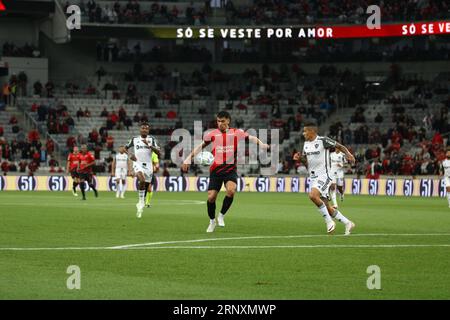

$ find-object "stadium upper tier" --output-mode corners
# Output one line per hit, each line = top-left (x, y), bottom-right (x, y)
(66, 0), (450, 26)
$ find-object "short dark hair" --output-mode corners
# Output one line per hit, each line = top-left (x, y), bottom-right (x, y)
(217, 111), (231, 120)
(140, 122), (150, 128)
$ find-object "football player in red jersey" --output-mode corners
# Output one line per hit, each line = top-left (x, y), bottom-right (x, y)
(77, 144), (98, 200)
(66, 146), (80, 196)
(182, 111), (269, 233)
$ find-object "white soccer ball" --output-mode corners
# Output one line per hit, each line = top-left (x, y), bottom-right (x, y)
(195, 151), (215, 166)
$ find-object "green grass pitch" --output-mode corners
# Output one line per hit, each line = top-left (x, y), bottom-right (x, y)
(1, 191), (449, 299)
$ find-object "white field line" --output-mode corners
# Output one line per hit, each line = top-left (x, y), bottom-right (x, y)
(109, 233), (450, 249)
(0, 233), (449, 251)
(1, 244), (450, 251)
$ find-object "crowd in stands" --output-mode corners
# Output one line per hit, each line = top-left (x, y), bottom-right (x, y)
(225, 0), (450, 25)
(0, 118), (57, 175)
(69, 0), (208, 25)
(222, 41), (450, 64)
(1, 42), (41, 58)
(96, 41), (213, 63)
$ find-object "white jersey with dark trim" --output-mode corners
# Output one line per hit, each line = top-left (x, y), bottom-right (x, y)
(115, 152), (128, 169)
(125, 135), (159, 165)
(302, 136), (337, 178)
(330, 151), (346, 174)
(442, 159), (450, 177)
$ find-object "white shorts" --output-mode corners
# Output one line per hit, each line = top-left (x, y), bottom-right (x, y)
(331, 171), (344, 186)
(310, 174), (333, 199)
(115, 167), (127, 180)
(133, 162), (153, 183)
(445, 177), (450, 188)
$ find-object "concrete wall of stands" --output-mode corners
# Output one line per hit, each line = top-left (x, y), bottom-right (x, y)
(0, 57), (49, 92)
(0, 18), (38, 47)
(0, 175), (445, 197)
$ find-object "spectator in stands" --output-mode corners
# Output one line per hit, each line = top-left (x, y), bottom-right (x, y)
(133, 112), (141, 123)
(109, 111), (119, 127)
(374, 113), (384, 123)
(100, 107), (109, 117)
(45, 139), (54, 156)
(45, 81), (54, 98)
(366, 159), (383, 179)
(96, 66), (106, 84)
(0, 126), (3, 137)
(2, 83), (10, 105)
(33, 80), (42, 97)
(66, 136), (76, 150)
(118, 106), (127, 122)
(86, 83), (96, 95)
(65, 115), (75, 129)
(106, 134), (114, 151)
(9, 115), (18, 125)
(124, 116), (132, 131)
(140, 113), (148, 123)
(28, 129), (40, 143)
(1, 160), (9, 174)
(31, 102), (38, 112)
(9, 81), (17, 106)
(84, 108), (91, 117)
(37, 103), (48, 121)
(89, 129), (99, 143)
(18, 160), (27, 173)
(76, 107), (84, 120)
(432, 131), (444, 146)
(18, 71), (28, 96)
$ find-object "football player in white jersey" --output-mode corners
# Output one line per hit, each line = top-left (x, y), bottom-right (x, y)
(440, 150), (450, 208)
(111, 145), (130, 199)
(293, 123), (356, 235)
(125, 123), (161, 218)
(329, 148), (347, 208)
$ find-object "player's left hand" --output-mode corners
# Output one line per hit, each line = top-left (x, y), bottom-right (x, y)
(260, 143), (270, 150)
(347, 154), (356, 165)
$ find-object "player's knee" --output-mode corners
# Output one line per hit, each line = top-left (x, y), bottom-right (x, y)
(207, 194), (217, 203)
(226, 189), (236, 198)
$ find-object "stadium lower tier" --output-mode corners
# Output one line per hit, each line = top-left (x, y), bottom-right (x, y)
(0, 175), (446, 197)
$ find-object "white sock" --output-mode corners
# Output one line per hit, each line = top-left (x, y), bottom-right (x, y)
(210, 219), (216, 224)
(318, 203), (333, 224)
(219, 213), (225, 218)
(139, 190), (145, 205)
(447, 192), (450, 206)
(333, 209), (350, 225)
(118, 181), (123, 193)
(330, 190), (337, 207)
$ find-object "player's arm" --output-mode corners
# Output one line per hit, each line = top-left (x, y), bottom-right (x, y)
(125, 138), (137, 161)
(181, 141), (209, 172)
(66, 156), (71, 174)
(127, 158), (133, 176)
(248, 135), (270, 150)
(141, 136), (161, 157)
(84, 158), (95, 168)
(335, 142), (355, 165)
(152, 152), (160, 173)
